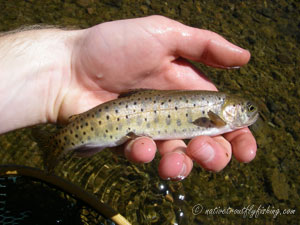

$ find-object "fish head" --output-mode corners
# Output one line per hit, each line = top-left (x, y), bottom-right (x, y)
(221, 97), (259, 129)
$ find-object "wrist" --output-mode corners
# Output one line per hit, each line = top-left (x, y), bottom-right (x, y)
(0, 28), (79, 133)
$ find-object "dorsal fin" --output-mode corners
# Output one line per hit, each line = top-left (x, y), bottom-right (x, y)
(67, 114), (81, 123)
(118, 89), (151, 98)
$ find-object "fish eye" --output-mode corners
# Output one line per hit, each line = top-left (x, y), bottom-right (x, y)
(247, 102), (256, 112)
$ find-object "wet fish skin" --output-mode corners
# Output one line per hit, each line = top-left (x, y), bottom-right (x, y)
(37, 89), (258, 170)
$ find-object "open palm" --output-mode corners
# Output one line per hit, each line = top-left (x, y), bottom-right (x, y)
(59, 16), (256, 180)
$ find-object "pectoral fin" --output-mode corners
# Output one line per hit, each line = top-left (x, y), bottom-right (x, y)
(192, 111), (226, 128)
(207, 111), (226, 127)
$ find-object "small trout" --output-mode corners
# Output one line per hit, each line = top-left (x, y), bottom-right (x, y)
(34, 89), (258, 171)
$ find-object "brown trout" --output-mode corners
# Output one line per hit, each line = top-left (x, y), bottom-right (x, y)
(34, 89), (258, 171)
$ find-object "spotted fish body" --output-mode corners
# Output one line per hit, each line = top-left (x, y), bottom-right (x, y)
(40, 89), (258, 170)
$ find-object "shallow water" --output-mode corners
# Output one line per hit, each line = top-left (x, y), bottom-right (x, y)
(0, 0), (299, 224)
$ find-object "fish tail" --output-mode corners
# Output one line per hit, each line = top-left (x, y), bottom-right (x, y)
(31, 127), (60, 173)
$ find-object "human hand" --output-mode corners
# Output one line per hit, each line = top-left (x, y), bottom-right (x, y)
(55, 15), (255, 180)
(0, 15), (256, 179)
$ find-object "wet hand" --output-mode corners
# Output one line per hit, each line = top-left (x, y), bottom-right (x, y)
(60, 15), (255, 179)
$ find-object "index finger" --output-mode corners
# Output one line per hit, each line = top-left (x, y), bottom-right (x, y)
(152, 16), (250, 68)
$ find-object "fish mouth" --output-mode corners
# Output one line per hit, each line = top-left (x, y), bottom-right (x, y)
(247, 111), (259, 127)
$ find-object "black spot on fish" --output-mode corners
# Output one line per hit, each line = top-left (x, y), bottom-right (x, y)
(179, 97), (182, 100)
(161, 102), (164, 105)
(141, 108), (144, 112)
(186, 113), (189, 117)
(99, 120), (102, 125)
(105, 130), (108, 133)
(80, 125), (83, 129)
(201, 97), (204, 100)
(76, 126), (79, 130)
(168, 114), (171, 118)
(186, 100), (189, 103)
(117, 117), (120, 121)
(202, 110), (205, 114)
(119, 102), (122, 105)
(71, 142), (75, 146)
(98, 108), (102, 112)
(144, 118), (147, 122)
(75, 134), (78, 138)
(70, 130), (73, 134)
(134, 102), (137, 105)
(110, 135), (113, 139)
(154, 100), (156, 103)
(85, 122), (88, 126)
(175, 106), (178, 110)
(91, 127), (94, 131)
(126, 115), (129, 119)
(115, 109), (119, 113)
(87, 113), (90, 117)
(83, 132), (86, 135)
(193, 103), (196, 107)
(116, 127), (119, 130)
(168, 99), (171, 102)
(126, 104), (128, 108)
(154, 110), (157, 114)
(64, 136), (67, 141)
(137, 98), (141, 100)
(106, 115), (110, 120)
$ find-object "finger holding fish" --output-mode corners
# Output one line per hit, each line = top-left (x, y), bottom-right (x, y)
(223, 127), (257, 162)
(186, 136), (232, 172)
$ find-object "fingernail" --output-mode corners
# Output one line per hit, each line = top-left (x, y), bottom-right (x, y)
(225, 66), (240, 69)
(194, 143), (215, 162)
(175, 163), (187, 180)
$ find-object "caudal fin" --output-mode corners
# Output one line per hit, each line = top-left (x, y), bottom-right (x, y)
(31, 127), (60, 173)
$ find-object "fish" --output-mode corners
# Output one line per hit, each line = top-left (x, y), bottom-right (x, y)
(33, 89), (259, 171)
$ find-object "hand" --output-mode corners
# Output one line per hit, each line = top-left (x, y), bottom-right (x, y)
(61, 15), (256, 180)
(0, 16), (256, 179)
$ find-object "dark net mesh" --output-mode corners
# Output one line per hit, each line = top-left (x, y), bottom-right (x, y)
(0, 175), (115, 225)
